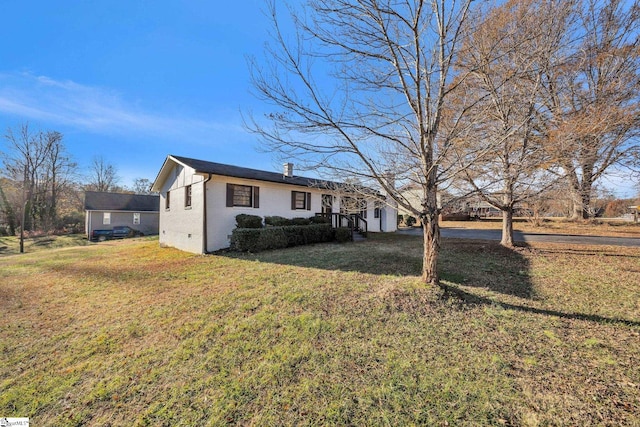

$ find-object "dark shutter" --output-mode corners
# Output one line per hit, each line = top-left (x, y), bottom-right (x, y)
(226, 183), (233, 207)
(291, 191), (296, 210)
(306, 192), (311, 210)
(253, 186), (260, 208)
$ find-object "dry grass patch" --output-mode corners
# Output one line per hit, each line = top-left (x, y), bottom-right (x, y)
(0, 235), (638, 426)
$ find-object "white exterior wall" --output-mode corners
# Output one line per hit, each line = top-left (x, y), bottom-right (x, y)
(205, 175), (397, 252)
(157, 163), (398, 254)
(158, 164), (206, 253)
(206, 176), (329, 252)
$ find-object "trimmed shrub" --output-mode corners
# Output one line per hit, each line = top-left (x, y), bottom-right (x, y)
(335, 227), (352, 243)
(404, 215), (416, 227)
(235, 214), (263, 229)
(310, 215), (331, 224)
(264, 216), (290, 226)
(230, 228), (262, 251)
(291, 217), (312, 226)
(231, 223), (334, 252)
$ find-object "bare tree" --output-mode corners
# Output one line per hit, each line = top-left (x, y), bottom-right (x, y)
(450, 0), (571, 246)
(1, 125), (74, 232)
(131, 178), (154, 195)
(37, 132), (77, 230)
(247, 0), (480, 285)
(86, 156), (119, 192)
(541, 0), (640, 220)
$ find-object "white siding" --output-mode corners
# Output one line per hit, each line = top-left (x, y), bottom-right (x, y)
(158, 164), (206, 253)
(157, 162), (398, 254)
(205, 175), (394, 252)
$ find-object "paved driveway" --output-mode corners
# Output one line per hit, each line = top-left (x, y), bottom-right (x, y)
(397, 227), (640, 247)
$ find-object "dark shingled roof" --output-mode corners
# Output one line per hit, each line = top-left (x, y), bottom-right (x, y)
(84, 191), (159, 212)
(171, 155), (337, 188)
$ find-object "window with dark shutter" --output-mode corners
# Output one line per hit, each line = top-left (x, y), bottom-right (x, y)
(321, 194), (333, 214)
(226, 184), (259, 208)
(253, 186), (260, 208)
(185, 185), (192, 208)
(165, 191), (171, 210)
(292, 191), (308, 210)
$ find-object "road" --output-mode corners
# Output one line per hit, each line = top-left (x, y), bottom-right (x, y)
(397, 227), (640, 247)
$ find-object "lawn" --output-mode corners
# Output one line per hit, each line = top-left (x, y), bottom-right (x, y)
(0, 234), (638, 426)
(0, 233), (90, 256)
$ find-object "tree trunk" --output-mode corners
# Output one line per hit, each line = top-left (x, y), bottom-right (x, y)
(569, 184), (592, 220)
(501, 208), (514, 247)
(421, 211), (440, 286)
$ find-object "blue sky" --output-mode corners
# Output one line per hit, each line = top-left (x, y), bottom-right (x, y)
(0, 0), (279, 186)
(0, 1), (636, 197)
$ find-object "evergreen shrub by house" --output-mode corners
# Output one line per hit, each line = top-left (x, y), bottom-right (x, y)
(309, 215), (331, 224)
(235, 214), (263, 228)
(404, 215), (416, 227)
(265, 216), (329, 226)
(335, 227), (352, 243)
(231, 224), (334, 252)
(264, 216), (290, 226)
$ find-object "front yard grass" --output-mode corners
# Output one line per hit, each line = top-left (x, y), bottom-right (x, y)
(0, 234), (638, 426)
(0, 234), (90, 256)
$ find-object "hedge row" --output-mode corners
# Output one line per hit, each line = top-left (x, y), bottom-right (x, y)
(231, 223), (342, 252)
(265, 215), (330, 226)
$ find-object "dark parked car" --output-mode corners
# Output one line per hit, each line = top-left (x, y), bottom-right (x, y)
(90, 229), (113, 242)
(90, 226), (143, 242)
(112, 226), (144, 239)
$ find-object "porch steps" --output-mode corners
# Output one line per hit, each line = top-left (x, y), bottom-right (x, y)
(352, 232), (367, 242)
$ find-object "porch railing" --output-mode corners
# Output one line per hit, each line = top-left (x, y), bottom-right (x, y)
(316, 212), (367, 240)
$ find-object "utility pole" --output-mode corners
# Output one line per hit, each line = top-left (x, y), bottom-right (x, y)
(20, 164), (27, 253)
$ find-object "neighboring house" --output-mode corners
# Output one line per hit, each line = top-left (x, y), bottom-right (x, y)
(84, 191), (160, 239)
(150, 155), (398, 254)
(397, 185), (504, 223)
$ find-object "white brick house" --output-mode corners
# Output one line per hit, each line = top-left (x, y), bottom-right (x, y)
(150, 155), (398, 254)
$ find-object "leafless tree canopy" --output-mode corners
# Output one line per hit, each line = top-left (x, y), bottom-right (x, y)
(248, 0), (476, 284)
(86, 156), (120, 193)
(540, 0), (640, 219)
(248, 0), (639, 282)
(1, 124), (77, 233)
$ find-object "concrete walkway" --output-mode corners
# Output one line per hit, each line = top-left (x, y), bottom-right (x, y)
(397, 227), (640, 247)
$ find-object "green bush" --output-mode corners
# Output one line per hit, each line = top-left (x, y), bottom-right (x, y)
(310, 215), (331, 224)
(335, 227), (352, 243)
(235, 214), (263, 229)
(231, 224), (334, 252)
(264, 216), (290, 226)
(291, 217), (312, 226)
(404, 215), (416, 227)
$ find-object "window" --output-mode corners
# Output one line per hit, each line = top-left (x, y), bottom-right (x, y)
(103, 212), (111, 225)
(321, 194), (333, 214)
(226, 184), (260, 208)
(374, 200), (383, 219)
(133, 212), (141, 225)
(291, 191), (311, 210)
(185, 185), (192, 208)
(358, 199), (367, 218)
(165, 191), (171, 210)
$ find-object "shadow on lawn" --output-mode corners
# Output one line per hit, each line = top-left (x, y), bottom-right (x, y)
(439, 283), (640, 327)
(223, 233), (640, 327)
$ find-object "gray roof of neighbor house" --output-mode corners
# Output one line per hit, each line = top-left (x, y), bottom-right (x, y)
(168, 155), (339, 188)
(84, 191), (159, 212)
